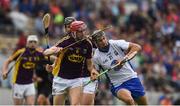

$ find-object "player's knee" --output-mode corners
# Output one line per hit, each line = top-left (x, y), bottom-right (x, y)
(27, 100), (35, 105)
(71, 101), (80, 105)
(37, 95), (46, 105)
(26, 96), (35, 105)
(71, 103), (80, 105)
(37, 99), (44, 105)
(136, 96), (148, 105)
(81, 99), (94, 105)
(123, 98), (135, 105)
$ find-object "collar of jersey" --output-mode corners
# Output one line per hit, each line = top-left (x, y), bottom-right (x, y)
(98, 43), (110, 53)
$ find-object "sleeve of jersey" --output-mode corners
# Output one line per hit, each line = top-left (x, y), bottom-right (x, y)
(9, 48), (25, 61)
(110, 40), (129, 50)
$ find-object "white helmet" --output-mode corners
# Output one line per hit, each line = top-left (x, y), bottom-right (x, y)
(27, 35), (38, 42)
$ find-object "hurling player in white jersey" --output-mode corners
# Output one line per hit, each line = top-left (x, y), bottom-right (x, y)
(91, 30), (148, 105)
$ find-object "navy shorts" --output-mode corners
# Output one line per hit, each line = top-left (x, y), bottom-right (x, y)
(111, 78), (145, 99)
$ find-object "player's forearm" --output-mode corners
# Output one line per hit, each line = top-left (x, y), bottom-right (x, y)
(43, 47), (56, 56)
(43, 46), (62, 56)
(86, 59), (94, 72)
(124, 43), (141, 61)
(2, 59), (11, 73)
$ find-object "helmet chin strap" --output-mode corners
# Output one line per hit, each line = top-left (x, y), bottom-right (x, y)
(72, 32), (78, 41)
(72, 32), (85, 41)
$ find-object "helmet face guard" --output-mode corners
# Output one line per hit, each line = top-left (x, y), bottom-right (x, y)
(70, 21), (87, 40)
(27, 35), (39, 48)
(92, 30), (105, 43)
(92, 30), (109, 49)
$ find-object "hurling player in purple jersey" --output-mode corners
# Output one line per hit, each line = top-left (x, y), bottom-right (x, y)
(43, 21), (99, 105)
(2, 35), (50, 105)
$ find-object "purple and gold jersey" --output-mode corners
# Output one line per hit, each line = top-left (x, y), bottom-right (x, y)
(10, 48), (48, 84)
(52, 35), (93, 79)
(82, 41), (97, 77)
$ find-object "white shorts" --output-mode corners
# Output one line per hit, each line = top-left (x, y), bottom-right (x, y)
(13, 83), (36, 99)
(82, 77), (97, 94)
(52, 76), (82, 95)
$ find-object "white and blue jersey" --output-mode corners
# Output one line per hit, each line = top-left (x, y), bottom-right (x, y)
(93, 39), (145, 99)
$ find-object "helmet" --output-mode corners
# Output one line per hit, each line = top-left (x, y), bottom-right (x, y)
(70, 21), (87, 32)
(64, 17), (76, 25)
(27, 35), (38, 42)
(92, 30), (105, 42)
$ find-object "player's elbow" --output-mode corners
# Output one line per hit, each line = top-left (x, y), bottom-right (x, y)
(5, 58), (12, 65)
(130, 43), (142, 53)
(43, 47), (56, 56)
(136, 44), (142, 52)
(43, 49), (50, 56)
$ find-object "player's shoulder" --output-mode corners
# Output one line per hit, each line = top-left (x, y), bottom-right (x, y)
(84, 39), (93, 46)
(109, 39), (123, 43)
(62, 34), (71, 40)
(109, 39), (127, 45)
(16, 48), (26, 53)
(93, 48), (100, 57)
(12, 48), (26, 57)
(55, 35), (71, 46)
(109, 39), (117, 44)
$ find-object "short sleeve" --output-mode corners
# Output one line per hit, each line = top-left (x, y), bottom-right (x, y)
(110, 40), (129, 50)
(10, 48), (25, 61)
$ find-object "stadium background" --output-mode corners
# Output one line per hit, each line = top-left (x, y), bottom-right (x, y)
(0, 0), (179, 105)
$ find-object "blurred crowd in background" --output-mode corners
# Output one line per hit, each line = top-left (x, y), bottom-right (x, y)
(0, 0), (180, 105)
